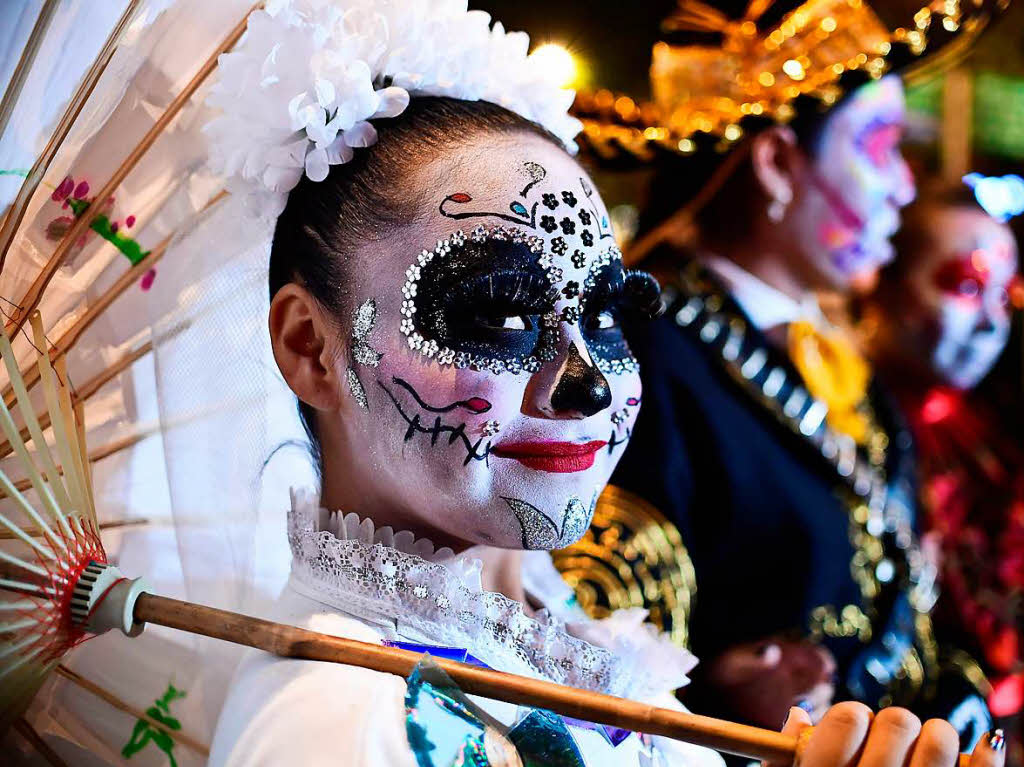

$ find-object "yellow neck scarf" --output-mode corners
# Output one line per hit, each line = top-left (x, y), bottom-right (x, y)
(787, 319), (871, 444)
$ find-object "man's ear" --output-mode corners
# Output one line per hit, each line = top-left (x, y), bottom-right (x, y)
(749, 125), (802, 210)
(269, 283), (344, 413)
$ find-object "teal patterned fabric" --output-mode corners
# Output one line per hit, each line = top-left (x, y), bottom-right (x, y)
(404, 658), (585, 767)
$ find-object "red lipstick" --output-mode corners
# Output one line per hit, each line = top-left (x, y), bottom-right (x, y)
(491, 440), (608, 473)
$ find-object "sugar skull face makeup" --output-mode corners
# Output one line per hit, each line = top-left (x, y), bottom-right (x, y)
(802, 76), (916, 285)
(898, 206), (1019, 389)
(311, 134), (651, 552)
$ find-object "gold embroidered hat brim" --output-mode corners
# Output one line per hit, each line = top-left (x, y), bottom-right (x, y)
(573, 0), (1010, 166)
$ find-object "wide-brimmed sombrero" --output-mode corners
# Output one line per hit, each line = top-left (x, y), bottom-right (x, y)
(574, 0), (1010, 166)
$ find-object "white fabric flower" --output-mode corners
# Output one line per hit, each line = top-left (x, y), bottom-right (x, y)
(206, 0), (581, 217)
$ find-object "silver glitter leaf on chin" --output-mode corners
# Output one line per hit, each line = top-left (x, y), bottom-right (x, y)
(558, 496), (593, 547)
(346, 367), (369, 410)
(503, 497), (559, 550)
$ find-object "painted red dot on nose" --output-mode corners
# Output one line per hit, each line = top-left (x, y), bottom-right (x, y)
(463, 397), (492, 414)
(449, 193), (472, 203)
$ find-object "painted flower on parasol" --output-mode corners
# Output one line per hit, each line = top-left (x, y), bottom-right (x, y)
(44, 175), (155, 290)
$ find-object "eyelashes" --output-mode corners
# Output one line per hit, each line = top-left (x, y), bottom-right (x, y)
(582, 267), (662, 320)
(446, 270), (559, 313)
(623, 270), (662, 319)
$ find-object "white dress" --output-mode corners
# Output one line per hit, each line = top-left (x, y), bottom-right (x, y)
(209, 489), (726, 767)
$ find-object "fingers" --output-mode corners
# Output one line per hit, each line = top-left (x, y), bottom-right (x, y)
(968, 730), (1007, 767)
(797, 681), (834, 724)
(763, 706), (812, 767)
(857, 707), (922, 767)
(908, 718), (961, 767)
(797, 701), (873, 766)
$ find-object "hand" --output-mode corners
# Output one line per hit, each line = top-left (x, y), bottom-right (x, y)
(706, 639), (836, 728)
(766, 703), (1007, 767)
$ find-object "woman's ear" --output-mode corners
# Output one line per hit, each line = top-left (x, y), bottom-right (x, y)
(269, 284), (344, 413)
(750, 125), (801, 213)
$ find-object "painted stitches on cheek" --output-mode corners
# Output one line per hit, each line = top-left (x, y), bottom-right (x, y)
(608, 395), (641, 455)
(401, 225), (561, 375)
(378, 376), (494, 465)
(502, 493), (598, 550)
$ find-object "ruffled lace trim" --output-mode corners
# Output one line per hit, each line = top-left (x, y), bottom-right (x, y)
(302, 490), (482, 589)
(287, 488), (695, 698)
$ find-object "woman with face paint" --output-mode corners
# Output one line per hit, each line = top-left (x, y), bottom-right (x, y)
(571, 0), (1006, 751)
(183, 2), (1011, 766)
(860, 180), (1024, 734)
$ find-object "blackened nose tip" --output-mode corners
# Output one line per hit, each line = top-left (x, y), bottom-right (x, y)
(550, 344), (612, 417)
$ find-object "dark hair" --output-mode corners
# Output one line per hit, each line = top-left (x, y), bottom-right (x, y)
(268, 96), (562, 472)
(635, 104), (830, 254)
(634, 68), (888, 264)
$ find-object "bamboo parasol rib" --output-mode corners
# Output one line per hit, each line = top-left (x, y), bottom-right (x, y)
(0, 314), (972, 766)
(0, 518), (148, 540)
(1, 234), (168, 408)
(0, 0), (61, 143)
(2, 9), (254, 335)
(0, 341), (152, 462)
(0, 428), (155, 500)
(54, 665), (209, 756)
(0, 0), (144, 276)
(14, 716), (71, 767)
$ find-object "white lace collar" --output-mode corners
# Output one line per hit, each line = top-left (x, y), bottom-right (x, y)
(286, 488), (696, 700)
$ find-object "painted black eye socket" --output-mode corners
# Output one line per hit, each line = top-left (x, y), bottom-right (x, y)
(581, 309), (619, 332)
(412, 237), (557, 364)
(579, 265), (659, 370)
(582, 307), (630, 362)
(474, 314), (538, 332)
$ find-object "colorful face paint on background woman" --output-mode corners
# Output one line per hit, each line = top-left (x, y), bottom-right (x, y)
(897, 206), (1020, 389)
(805, 76), (916, 284)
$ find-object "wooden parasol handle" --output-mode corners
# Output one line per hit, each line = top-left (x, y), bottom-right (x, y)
(133, 593), (973, 765)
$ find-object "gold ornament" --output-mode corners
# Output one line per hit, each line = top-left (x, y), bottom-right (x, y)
(552, 485), (696, 648)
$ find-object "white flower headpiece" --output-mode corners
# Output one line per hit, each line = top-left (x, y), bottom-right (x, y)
(205, 0), (582, 217)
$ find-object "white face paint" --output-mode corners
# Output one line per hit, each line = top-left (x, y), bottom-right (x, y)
(899, 206), (1019, 389)
(792, 76), (917, 288)
(318, 134), (650, 551)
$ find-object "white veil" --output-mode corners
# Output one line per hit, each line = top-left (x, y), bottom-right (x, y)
(1, 2), (310, 762)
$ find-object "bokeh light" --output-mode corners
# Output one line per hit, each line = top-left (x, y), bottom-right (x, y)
(530, 43), (580, 88)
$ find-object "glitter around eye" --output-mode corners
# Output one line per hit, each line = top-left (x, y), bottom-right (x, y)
(400, 224), (565, 375)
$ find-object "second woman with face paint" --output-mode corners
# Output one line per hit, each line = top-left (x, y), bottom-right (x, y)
(860, 179), (1024, 742)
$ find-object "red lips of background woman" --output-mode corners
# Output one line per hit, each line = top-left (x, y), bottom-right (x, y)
(491, 439), (609, 473)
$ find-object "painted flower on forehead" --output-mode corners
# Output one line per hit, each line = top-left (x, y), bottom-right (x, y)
(205, 0), (582, 218)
